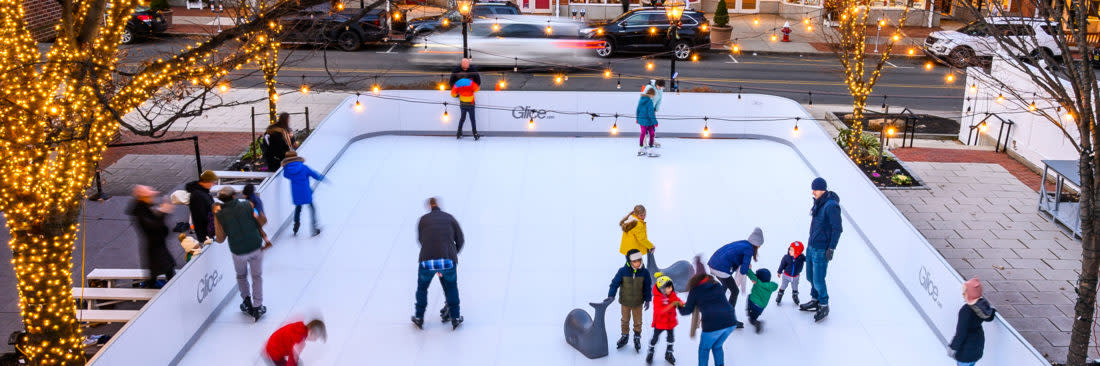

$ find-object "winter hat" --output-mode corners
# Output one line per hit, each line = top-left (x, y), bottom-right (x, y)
(755, 268), (771, 283)
(811, 177), (827, 191)
(281, 150), (305, 166)
(747, 227), (764, 247)
(788, 241), (805, 258)
(199, 170), (218, 183)
(217, 186), (236, 201)
(654, 272), (673, 290)
(626, 249), (644, 262)
(963, 277), (983, 303)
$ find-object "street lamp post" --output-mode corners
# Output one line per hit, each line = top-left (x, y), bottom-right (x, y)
(458, 0), (473, 58)
(665, 0), (685, 92)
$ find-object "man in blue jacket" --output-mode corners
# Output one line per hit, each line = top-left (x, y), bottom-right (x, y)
(800, 177), (842, 322)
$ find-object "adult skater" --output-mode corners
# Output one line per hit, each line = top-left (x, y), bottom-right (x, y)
(448, 58), (481, 87)
(705, 227), (764, 329)
(451, 77), (480, 140)
(799, 177), (842, 322)
(412, 197), (466, 330)
(128, 185), (177, 289)
(679, 273), (737, 366)
(949, 278), (997, 366)
(184, 170), (218, 242)
(214, 186), (267, 321)
(262, 112), (295, 172)
(636, 88), (659, 157)
(281, 151), (324, 237)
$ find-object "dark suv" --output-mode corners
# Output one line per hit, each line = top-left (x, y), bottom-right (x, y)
(587, 8), (709, 61)
(121, 6), (168, 44)
(406, 2), (521, 37)
(280, 4), (399, 51)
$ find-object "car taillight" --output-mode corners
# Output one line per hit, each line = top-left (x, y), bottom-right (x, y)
(137, 14), (153, 21)
(553, 40), (605, 49)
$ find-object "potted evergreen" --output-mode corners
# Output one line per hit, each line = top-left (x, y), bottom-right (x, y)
(150, 0), (173, 26)
(710, 0), (732, 47)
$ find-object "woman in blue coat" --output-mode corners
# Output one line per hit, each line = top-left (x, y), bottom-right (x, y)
(281, 151), (324, 237)
(704, 227), (764, 328)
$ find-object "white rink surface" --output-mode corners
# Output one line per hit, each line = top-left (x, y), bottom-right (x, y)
(178, 136), (947, 366)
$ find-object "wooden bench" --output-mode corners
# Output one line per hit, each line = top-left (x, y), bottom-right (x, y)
(87, 268), (162, 288)
(76, 309), (140, 324)
(72, 287), (159, 309)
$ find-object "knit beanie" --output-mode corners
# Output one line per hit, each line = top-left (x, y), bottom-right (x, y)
(626, 249), (644, 263)
(199, 170), (218, 183)
(747, 227), (764, 247)
(281, 150), (305, 166)
(789, 241), (805, 258)
(811, 177), (827, 191)
(963, 278), (983, 303)
(655, 272), (673, 290)
(755, 268), (771, 283)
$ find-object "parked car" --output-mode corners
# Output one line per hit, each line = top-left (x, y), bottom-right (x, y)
(405, 2), (521, 37)
(279, 4), (398, 51)
(408, 16), (600, 68)
(121, 6), (168, 44)
(922, 17), (1062, 68)
(584, 8), (709, 61)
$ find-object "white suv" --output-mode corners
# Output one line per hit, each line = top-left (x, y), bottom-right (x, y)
(922, 17), (1062, 68)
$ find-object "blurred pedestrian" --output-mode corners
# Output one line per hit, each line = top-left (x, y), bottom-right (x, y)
(281, 151), (324, 237)
(949, 278), (997, 366)
(412, 197), (465, 330)
(264, 319), (327, 366)
(185, 170), (218, 242)
(128, 185), (177, 289)
(214, 186), (267, 321)
(263, 112), (295, 172)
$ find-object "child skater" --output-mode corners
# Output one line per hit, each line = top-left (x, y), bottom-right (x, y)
(608, 249), (652, 353)
(745, 268), (778, 333)
(264, 319), (327, 366)
(775, 241), (806, 305)
(648, 272), (682, 364)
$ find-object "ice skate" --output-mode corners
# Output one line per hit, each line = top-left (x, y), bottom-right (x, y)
(653, 141), (661, 148)
(440, 306), (450, 322)
(814, 305), (829, 322)
(751, 319), (762, 333)
(664, 347), (676, 365)
(474, 134), (481, 141)
(239, 296), (253, 314)
(800, 299), (819, 311)
(456, 132), (463, 140)
(292, 222), (300, 236)
(411, 316), (424, 329)
(792, 291), (800, 305)
(645, 346), (654, 363)
(451, 315), (464, 330)
(615, 334), (629, 349)
(647, 148), (660, 158)
(633, 333), (641, 352)
(251, 305), (266, 322)
(311, 228), (321, 237)
(637, 147), (647, 156)
(776, 289), (784, 305)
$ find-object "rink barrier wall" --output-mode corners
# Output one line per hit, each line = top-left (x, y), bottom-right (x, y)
(89, 91), (1047, 365)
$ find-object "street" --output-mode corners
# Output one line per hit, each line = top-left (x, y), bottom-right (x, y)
(126, 37), (965, 114)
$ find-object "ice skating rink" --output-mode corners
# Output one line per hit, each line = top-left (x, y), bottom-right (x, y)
(177, 135), (951, 365)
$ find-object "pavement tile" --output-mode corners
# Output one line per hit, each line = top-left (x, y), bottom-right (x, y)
(1042, 331), (1072, 347)
(1004, 258), (1049, 270)
(938, 248), (979, 259)
(959, 268), (1005, 280)
(930, 220), (968, 230)
(1043, 259), (1081, 271)
(946, 238), (989, 249)
(984, 280), (1037, 292)
(983, 238), (1025, 249)
(1028, 280), (1072, 292)
(1013, 248), (1055, 259)
(1041, 270), (1081, 281)
(998, 268), (1044, 280)
(1019, 291), (1074, 305)
(1049, 316), (1074, 332)
(1014, 304), (1069, 318)
(992, 229), (1035, 240)
(1005, 318), (1059, 332)
(978, 248), (1020, 259)
(962, 257), (1009, 269)
(919, 229), (960, 239)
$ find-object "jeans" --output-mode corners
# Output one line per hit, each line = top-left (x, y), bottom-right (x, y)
(747, 301), (764, 323)
(698, 326), (734, 366)
(294, 203), (318, 232)
(458, 105), (477, 135)
(806, 247), (830, 305)
(639, 125), (655, 147)
(232, 249), (264, 307)
(414, 266), (460, 319)
(957, 362), (976, 366)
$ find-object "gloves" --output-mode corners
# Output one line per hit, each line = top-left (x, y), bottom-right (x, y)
(825, 249), (835, 261)
(946, 348), (956, 359)
(672, 301), (684, 307)
(644, 301), (651, 310)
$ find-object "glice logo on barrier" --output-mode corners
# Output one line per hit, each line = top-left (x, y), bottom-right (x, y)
(512, 106), (554, 120)
(196, 270), (223, 304)
(918, 266), (942, 308)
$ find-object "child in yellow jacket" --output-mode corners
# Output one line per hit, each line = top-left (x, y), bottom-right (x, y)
(619, 205), (655, 255)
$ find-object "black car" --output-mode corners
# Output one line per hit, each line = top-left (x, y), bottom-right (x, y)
(280, 5), (400, 51)
(588, 8), (709, 61)
(406, 2), (520, 37)
(121, 6), (168, 44)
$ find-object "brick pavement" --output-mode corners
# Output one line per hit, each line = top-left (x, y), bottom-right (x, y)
(885, 158), (1090, 363)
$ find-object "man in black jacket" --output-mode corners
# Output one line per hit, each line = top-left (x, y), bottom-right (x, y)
(128, 185), (177, 288)
(185, 170), (218, 242)
(412, 197), (465, 330)
(448, 58), (481, 88)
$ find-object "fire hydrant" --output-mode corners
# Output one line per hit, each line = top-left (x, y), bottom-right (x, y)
(782, 21), (792, 42)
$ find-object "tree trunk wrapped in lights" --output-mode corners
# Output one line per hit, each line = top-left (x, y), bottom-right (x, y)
(0, 0), (331, 362)
(824, 0), (908, 166)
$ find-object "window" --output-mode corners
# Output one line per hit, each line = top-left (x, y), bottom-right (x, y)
(500, 23), (545, 37)
(472, 7), (494, 16)
(494, 6), (520, 14)
(623, 14), (648, 26)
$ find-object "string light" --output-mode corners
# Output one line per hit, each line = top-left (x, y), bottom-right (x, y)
(372, 84), (381, 95)
(354, 93), (364, 111)
(528, 117), (535, 129)
(611, 122), (618, 135)
(1028, 101), (1037, 111)
(996, 93), (1005, 103)
(907, 48), (915, 55)
(753, 18), (760, 25)
(497, 79), (507, 89)
(442, 102), (450, 122)
(299, 76), (309, 94)
(731, 44), (740, 53)
(886, 126), (896, 137)
(891, 34), (900, 42)
(438, 82), (447, 91)
(701, 24), (708, 31)
(793, 117), (801, 137)
(646, 60), (654, 71)
(945, 73), (955, 83)
(770, 34), (778, 42)
(554, 75), (564, 85)
(978, 121), (988, 132)
(493, 22), (501, 32)
(218, 82), (229, 93)
(924, 62), (933, 70)
(617, 74), (622, 89)
(514, 58), (518, 72)
(702, 117), (710, 138)
(969, 84), (977, 94)
(604, 69), (612, 78)
(650, 27), (658, 35)
(691, 54), (699, 62)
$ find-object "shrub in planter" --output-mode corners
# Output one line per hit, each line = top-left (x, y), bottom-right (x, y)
(891, 174), (914, 186)
(835, 127), (881, 166)
(714, 0), (729, 27)
(150, 0), (170, 11)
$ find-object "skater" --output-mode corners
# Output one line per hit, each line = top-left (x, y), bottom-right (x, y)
(448, 58), (481, 87)
(643, 80), (665, 148)
(949, 278), (997, 366)
(775, 241), (806, 306)
(184, 170), (218, 242)
(128, 185), (177, 289)
(744, 268), (777, 333)
(213, 186), (267, 321)
(262, 112), (295, 172)
(607, 249), (652, 353)
(264, 319), (327, 366)
(412, 197), (466, 330)
(619, 204), (655, 256)
(451, 77), (480, 140)
(281, 151), (324, 237)
(242, 183), (274, 249)
(679, 273), (737, 366)
(705, 227), (765, 328)
(648, 272), (682, 364)
(636, 88), (659, 157)
(800, 177), (842, 322)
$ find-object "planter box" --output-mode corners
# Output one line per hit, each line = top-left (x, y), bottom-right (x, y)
(710, 25), (731, 46)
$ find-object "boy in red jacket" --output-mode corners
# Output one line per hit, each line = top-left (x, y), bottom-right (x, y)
(264, 319), (327, 366)
(648, 272), (682, 364)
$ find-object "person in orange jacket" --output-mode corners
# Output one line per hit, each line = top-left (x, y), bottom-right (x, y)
(649, 272), (682, 364)
(619, 204), (655, 255)
(451, 76), (481, 140)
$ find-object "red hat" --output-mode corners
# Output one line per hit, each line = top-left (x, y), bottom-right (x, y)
(964, 278), (983, 303)
(789, 241), (805, 258)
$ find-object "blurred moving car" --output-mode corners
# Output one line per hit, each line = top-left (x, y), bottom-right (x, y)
(280, 4), (401, 51)
(922, 18), (1062, 68)
(122, 6), (168, 44)
(408, 16), (601, 68)
(584, 8), (709, 61)
(405, 2), (521, 37)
